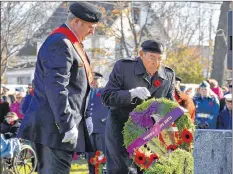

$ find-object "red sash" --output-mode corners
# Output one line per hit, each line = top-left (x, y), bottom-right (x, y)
(50, 27), (93, 84)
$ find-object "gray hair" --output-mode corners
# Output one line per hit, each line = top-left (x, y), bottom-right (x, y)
(66, 12), (77, 22)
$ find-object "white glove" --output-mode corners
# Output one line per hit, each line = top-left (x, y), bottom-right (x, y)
(62, 125), (78, 144)
(129, 87), (151, 100)
(86, 117), (93, 135)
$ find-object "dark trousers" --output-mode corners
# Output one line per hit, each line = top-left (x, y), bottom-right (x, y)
(35, 143), (73, 174)
(87, 133), (106, 174)
(105, 116), (143, 174)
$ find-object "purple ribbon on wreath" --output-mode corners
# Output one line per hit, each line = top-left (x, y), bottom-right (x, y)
(127, 101), (184, 156)
(130, 102), (159, 129)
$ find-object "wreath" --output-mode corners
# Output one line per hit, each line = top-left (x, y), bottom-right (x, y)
(123, 98), (195, 174)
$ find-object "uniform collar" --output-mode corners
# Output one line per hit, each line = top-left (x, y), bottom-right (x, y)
(64, 23), (81, 43)
(134, 57), (167, 80)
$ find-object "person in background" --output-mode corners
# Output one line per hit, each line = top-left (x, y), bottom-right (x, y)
(10, 92), (24, 120)
(86, 72), (109, 174)
(174, 77), (195, 122)
(1, 86), (14, 105)
(220, 84), (232, 112)
(226, 78), (232, 88)
(0, 95), (10, 124)
(21, 80), (35, 114)
(193, 81), (220, 129)
(27, 83), (33, 94)
(221, 86), (229, 95)
(185, 88), (193, 99)
(0, 112), (21, 139)
(223, 78), (232, 95)
(207, 78), (224, 99)
(217, 94), (232, 130)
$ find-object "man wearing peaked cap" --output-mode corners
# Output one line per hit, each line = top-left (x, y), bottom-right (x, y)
(86, 72), (108, 174)
(17, 2), (103, 173)
(175, 76), (182, 82)
(101, 39), (176, 173)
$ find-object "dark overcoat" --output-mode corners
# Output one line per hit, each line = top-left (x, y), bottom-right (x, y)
(17, 24), (92, 152)
(101, 57), (175, 173)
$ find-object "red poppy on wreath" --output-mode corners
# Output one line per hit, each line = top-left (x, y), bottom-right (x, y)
(149, 153), (159, 161)
(181, 129), (193, 143)
(167, 144), (177, 151)
(96, 92), (101, 97)
(153, 79), (161, 87)
(134, 150), (146, 165)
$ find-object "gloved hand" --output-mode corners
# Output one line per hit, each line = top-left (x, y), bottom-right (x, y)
(86, 117), (93, 135)
(62, 125), (78, 144)
(129, 87), (151, 100)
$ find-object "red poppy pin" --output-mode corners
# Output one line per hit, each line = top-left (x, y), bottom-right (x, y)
(209, 101), (213, 106)
(96, 93), (101, 97)
(153, 79), (161, 87)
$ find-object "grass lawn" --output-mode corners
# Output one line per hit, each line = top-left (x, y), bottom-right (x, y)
(70, 159), (88, 174)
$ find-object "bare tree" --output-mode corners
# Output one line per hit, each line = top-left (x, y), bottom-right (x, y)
(0, 2), (60, 81)
(210, 1), (231, 86)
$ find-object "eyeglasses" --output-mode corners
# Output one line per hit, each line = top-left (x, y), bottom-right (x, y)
(16, 97), (22, 99)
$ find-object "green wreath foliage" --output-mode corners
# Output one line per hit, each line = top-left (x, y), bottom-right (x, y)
(123, 98), (195, 173)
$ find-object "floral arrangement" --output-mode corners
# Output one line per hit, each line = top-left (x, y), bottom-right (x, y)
(89, 150), (106, 174)
(123, 98), (195, 173)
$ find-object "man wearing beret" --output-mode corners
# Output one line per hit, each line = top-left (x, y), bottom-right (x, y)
(101, 40), (176, 173)
(17, 2), (102, 173)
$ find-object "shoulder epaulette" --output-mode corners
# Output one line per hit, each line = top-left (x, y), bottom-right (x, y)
(164, 66), (174, 73)
(121, 58), (137, 62)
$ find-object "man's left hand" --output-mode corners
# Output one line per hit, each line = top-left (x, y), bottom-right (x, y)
(86, 117), (93, 135)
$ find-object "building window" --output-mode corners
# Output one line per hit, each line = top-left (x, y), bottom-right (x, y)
(17, 76), (30, 85)
(133, 8), (140, 25)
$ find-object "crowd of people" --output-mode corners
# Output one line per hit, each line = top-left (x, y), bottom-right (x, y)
(176, 78), (232, 130)
(0, 2), (232, 174)
(0, 82), (34, 136)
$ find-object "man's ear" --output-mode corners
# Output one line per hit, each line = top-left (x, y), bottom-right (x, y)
(139, 50), (144, 57)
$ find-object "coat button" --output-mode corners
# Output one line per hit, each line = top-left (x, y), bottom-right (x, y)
(90, 113), (92, 115)
(91, 103), (94, 106)
(90, 108), (93, 110)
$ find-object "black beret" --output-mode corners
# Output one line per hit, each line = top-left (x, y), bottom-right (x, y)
(69, 2), (102, 23)
(175, 76), (182, 82)
(94, 72), (103, 78)
(141, 40), (163, 54)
